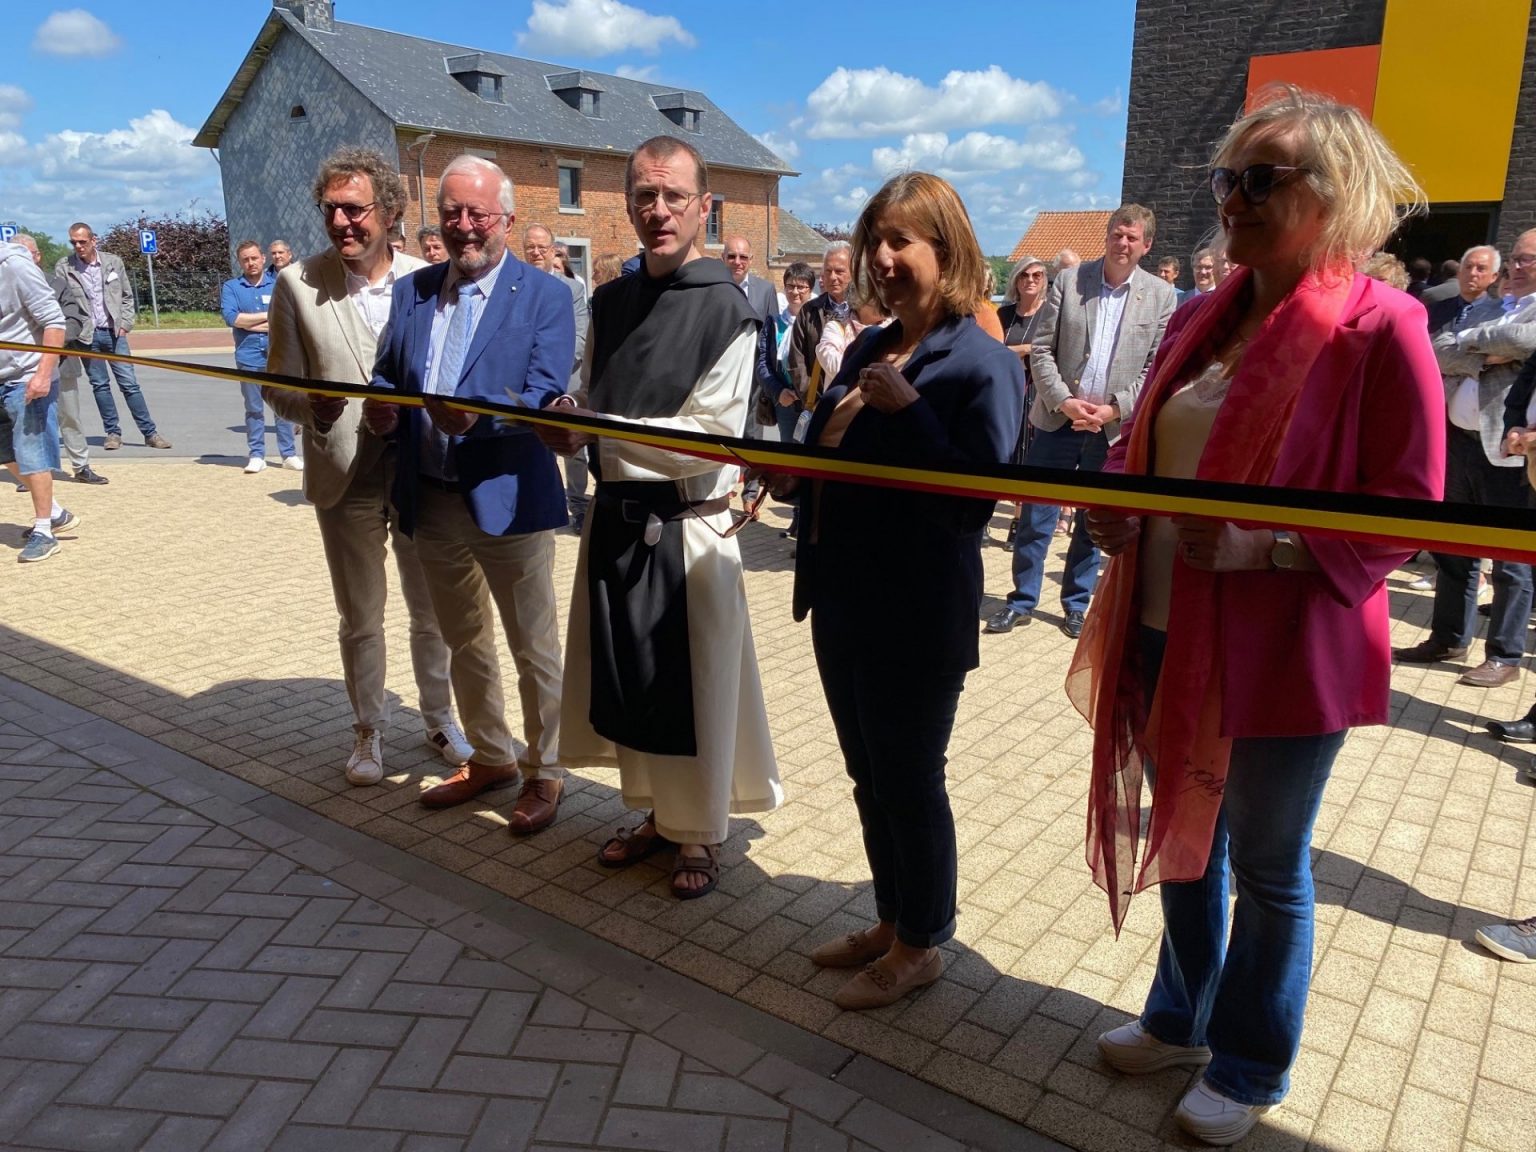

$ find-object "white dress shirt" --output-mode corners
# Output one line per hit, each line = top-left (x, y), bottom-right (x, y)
(1078, 277), (1132, 406)
(345, 250), (415, 339)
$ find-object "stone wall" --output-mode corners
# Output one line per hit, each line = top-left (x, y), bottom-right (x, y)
(1498, 12), (1536, 249)
(217, 29), (396, 266)
(1121, 0), (1387, 276)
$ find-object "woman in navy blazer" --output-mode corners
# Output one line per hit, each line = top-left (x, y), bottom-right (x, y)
(779, 172), (1022, 1010)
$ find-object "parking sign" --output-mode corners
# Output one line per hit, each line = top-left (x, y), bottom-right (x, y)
(139, 229), (158, 255)
(0, 224), (16, 243)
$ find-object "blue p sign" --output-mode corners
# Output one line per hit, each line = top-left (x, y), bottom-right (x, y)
(139, 229), (158, 255)
(0, 225), (16, 243)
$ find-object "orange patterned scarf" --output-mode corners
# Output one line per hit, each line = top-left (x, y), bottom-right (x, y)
(1066, 265), (1353, 932)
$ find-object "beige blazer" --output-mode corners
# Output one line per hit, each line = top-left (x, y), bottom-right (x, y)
(1028, 260), (1177, 440)
(263, 248), (426, 509)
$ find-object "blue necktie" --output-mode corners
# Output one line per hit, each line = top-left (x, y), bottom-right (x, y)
(436, 280), (479, 395)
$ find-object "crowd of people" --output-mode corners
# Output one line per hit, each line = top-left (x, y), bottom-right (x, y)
(4, 80), (1536, 1145)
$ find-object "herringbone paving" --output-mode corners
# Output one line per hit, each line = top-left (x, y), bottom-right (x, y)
(3, 461), (1536, 1150)
(0, 674), (1047, 1152)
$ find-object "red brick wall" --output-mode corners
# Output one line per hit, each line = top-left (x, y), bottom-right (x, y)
(395, 133), (783, 280)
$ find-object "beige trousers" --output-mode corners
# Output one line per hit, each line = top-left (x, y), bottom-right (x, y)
(313, 453), (454, 734)
(412, 484), (563, 770)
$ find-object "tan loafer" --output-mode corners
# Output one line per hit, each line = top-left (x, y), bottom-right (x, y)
(809, 929), (891, 969)
(420, 760), (519, 809)
(507, 777), (563, 834)
(834, 950), (943, 1011)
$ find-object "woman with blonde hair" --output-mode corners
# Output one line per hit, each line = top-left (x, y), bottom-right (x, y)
(776, 171), (1022, 1009)
(1077, 86), (1444, 1144)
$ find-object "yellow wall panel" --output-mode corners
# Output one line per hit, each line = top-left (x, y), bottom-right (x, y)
(1373, 0), (1531, 203)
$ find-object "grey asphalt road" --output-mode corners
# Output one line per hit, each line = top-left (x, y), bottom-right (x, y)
(68, 352), (287, 465)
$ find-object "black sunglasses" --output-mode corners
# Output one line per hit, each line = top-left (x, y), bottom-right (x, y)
(1210, 164), (1310, 206)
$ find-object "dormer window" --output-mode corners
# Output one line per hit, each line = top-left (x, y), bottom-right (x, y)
(289, 105), (307, 122)
(446, 53), (507, 104)
(547, 71), (605, 118)
(652, 93), (704, 133)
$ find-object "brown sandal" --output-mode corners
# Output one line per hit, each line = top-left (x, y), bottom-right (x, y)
(670, 844), (719, 900)
(597, 813), (672, 869)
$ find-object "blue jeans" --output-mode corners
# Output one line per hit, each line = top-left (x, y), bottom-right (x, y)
(1006, 423), (1107, 613)
(81, 329), (156, 438)
(1138, 627), (1345, 1106)
(0, 378), (60, 474)
(813, 613), (964, 948)
(241, 381), (296, 459)
(1428, 426), (1532, 663)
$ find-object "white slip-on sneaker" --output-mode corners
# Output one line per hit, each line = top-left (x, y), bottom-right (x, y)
(283, 456), (305, 471)
(1097, 1020), (1212, 1075)
(1174, 1081), (1270, 1146)
(346, 727), (384, 786)
(244, 456), (267, 474)
(425, 723), (474, 766)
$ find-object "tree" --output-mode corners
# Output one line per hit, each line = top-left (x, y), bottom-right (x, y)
(20, 230), (70, 270)
(97, 210), (230, 314)
(988, 255), (1014, 296)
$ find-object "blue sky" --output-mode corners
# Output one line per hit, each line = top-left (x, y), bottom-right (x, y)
(2, 1), (1136, 255)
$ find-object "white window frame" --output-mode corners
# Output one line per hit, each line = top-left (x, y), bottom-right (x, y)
(557, 236), (592, 292)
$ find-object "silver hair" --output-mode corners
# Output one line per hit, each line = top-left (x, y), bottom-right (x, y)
(439, 154), (516, 214)
(823, 240), (853, 259)
(1003, 254), (1047, 304)
(1462, 245), (1501, 274)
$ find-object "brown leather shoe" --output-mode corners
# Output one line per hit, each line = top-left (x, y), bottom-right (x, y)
(834, 950), (943, 1010)
(507, 777), (562, 834)
(1392, 640), (1469, 664)
(419, 760), (519, 809)
(1459, 660), (1522, 688)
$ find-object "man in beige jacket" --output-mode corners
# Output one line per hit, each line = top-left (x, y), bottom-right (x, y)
(264, 146), (471, 786)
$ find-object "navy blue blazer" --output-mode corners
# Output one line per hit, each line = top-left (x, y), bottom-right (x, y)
(792, 314), (1024, 675)
(375, 255), (574, 538)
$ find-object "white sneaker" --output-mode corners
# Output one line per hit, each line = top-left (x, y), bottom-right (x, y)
(244, 456), (267, 474)
(1174, 1081), (1270, 1146)
(345, 727), (384, 786)
(1097, 1020), (1212, 1075)
(282, 456), (305, 471)
(1407, 573), (1434, 591)
(424, 723), (474, 766)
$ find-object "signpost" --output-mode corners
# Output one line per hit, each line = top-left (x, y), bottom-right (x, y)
(139, 229), (160, 327)
(0, 224), (16, 243)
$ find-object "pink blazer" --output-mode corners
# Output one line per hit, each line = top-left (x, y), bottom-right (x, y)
(1108, 273), (1446, 737)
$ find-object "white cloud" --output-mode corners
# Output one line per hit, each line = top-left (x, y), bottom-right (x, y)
(754, 130), (800, 164)
(805, 66), (1062, 139)
(32, 9), (121, 57)
(613, 64), (660, 82)
(1089, 91), (1123, 116)
(518, 0), (694, 57)
(0, 108), (221, 238)
(871, 131), (1085, 179)
(831, 186), (870, 214)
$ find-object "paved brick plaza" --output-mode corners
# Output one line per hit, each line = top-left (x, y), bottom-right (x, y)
(1, 460), (1533, 1150)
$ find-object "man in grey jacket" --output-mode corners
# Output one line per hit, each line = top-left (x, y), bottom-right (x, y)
(987, 205), (1177, 639)
(55, 223), (170, 451)
(1394, 228), (1536, 687)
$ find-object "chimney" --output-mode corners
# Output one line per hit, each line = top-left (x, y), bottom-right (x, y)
(275, 1), (335, 33)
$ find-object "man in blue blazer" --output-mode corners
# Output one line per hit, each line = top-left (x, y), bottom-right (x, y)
(364, 155), (574, 825)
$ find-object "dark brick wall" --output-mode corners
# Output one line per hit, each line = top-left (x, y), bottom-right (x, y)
(1497, 13), (1536, 250)
(1122, 0), (1387, 278)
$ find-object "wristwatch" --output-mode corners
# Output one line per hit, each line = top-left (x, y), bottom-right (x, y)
(1270, 530), (1298, 570)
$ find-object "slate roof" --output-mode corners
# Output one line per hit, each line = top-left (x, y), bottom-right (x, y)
(1006, 210), (1112, 263)
(194, 8), (797, 176)
(776, 210), (829, 259)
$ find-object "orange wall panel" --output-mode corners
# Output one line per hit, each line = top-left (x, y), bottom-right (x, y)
(1246, 46), (1381, 116)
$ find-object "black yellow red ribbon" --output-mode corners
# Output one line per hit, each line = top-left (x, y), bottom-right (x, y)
(7, 338), (1536, 562)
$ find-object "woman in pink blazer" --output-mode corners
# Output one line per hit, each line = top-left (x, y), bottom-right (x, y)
(1073, 86), (1445, 1146)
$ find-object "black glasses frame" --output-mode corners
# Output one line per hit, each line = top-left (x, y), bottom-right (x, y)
(1209, 164), (1310, 206)
(317, 200), (378, 222)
